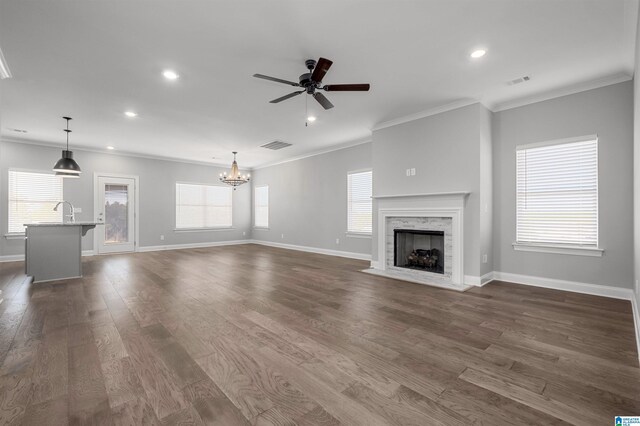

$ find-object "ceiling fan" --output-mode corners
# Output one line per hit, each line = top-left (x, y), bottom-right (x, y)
(253, 57), (370, 110)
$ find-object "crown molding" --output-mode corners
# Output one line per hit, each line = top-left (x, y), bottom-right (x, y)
(489, 72), (633, 112)
(0, 136), (233, 169)
(252, 137), (372, 170)
(1, 134), (372, 172)
(370, 73), (633, 132)
(0, 46), (11, 79)
(372, 99), (481, 131)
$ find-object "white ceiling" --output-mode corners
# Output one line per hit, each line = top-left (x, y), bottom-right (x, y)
(0, 0), (636, 168)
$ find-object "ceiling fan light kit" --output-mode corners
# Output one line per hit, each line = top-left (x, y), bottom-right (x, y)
(253, 57), (370, 111)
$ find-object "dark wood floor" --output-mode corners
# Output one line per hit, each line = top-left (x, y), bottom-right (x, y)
(0, 244), (638, 425)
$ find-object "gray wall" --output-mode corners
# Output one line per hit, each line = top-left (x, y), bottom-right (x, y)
(371, 103), (487, 278)
(0, 140), (251, 256)
(479, 105), (493, 277)
(250, 142), (372, 256)
(493, 81), (634, 289)
(634, 9), (640, 303)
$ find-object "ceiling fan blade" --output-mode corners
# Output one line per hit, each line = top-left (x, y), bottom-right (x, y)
(253, 74), (300, 87)
(313, 92), (334, 110)
(323, 84), (370, 91)
(310, 57), (333, 83)
(270, 91), (305, 103)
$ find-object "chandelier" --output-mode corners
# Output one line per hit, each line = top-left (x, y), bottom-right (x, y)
(219, 151), (250, 190)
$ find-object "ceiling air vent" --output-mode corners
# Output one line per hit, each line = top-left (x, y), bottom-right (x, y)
(508, 75), (531, 86)
(261, 141), (292, 150)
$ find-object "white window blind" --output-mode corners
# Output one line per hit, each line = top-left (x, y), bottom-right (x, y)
(254, 186), (269, 228)
(516, 137), (598, 246)
(176, 183), (232, 229)
(348, 170), (373, 234)
(8, 170), (63, 233)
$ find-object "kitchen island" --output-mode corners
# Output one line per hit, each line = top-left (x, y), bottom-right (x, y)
(25, 222), (101, 283)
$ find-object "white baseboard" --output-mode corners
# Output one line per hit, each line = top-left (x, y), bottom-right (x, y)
(464, 275), (481, 286)
(481, 271), (494, 286)
(250, 240), (371, 261)
(0, 254), (24, 263)
(1, 238), (368, 262)
(465, 271), (495, 287)
(0, 249), (95, 263)
(137, 239), (251, 253)
(631, 293), (640, 364)
(492, 271), (633, 300)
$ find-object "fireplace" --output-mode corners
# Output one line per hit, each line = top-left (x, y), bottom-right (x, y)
(369, 193), (468, 291)
(394, 229), (445, 274)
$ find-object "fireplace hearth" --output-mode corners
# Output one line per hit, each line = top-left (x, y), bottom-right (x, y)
(394, 229), (445, 274)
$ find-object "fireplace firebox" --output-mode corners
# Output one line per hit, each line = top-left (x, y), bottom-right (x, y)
(394, 229), (445, 274)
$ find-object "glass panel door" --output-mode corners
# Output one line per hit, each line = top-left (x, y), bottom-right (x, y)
(96, 176), (136, 254)
(104, 184), (129, 243)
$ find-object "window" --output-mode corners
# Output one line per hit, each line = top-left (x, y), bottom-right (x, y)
(254, 185), (269, 228)
(516, 136), (598, 247)
(175, 183), (232, 229)
(8, 170), (63, 233)
(347, 170), (373, 234)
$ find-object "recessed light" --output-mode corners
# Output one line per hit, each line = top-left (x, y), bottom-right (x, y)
(124, 111), (137, 118)
(307, 116), (316, 122)
(470, 49), (486, 59)
(163, 70), (179, 80)
(107, 146), (115, 150)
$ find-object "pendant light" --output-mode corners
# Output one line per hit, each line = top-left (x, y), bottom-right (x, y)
(53, 116), (81, 177)
(219, 151), (250, 190)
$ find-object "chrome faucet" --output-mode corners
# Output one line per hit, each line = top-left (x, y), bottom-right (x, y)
(53, 201), (75, 223)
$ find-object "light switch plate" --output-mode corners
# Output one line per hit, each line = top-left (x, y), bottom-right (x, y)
(75, 207), (82, 213)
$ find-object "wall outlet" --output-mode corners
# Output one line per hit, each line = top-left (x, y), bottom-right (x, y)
(242, 231), (246, 236)
(406, 169), (410, 177)
(482, 254), (488, 263)
(336, 238), (340, 245)
(75, 207), (83, 213)
(410, 168), (416, 176)
(281, 233), (284, 239)
(160, 235), (165, 241)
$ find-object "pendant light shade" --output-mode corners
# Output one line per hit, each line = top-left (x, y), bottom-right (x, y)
(54, 169), (81, 179)
(53, 117), (81, 176)
(53, 150), (81, 173)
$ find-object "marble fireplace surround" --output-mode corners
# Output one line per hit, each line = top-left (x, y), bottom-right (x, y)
(365, 192), (470, 291)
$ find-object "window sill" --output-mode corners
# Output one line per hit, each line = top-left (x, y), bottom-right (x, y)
(512, 242), (603, 257)
(4, 233), (25, 240)
(174, 227), (234, 233)
(346, 232), (372, 239)
(253, 227), (269, 230)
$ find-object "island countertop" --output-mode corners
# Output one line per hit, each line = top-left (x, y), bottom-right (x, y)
(25, 222), (101, 283)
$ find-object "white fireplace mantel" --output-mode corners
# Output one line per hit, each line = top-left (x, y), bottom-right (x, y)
(366, 191), (470, 291)
(372, 191), (470, 200)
